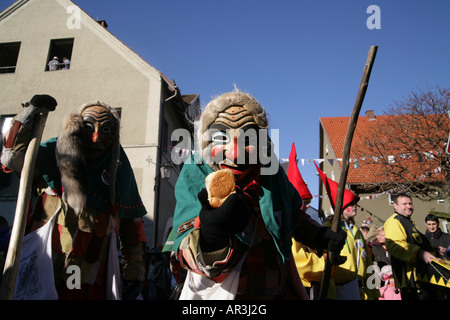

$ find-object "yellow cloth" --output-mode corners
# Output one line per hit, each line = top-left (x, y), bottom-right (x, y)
(291, 241), (324, 287)
(291, 239), (337, 299)
(384, 214), (420, 288)
(292, 220), (380, 300)
(333, 223), (373, 284)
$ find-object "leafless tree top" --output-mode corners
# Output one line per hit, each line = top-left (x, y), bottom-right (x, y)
(352, 86), (449, 200)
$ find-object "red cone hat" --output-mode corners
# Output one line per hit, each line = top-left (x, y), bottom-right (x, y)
(288, 143), (312, 201)
(314, 161), (359, 210)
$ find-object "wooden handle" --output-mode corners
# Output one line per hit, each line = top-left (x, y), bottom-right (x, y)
(319, 46), (378, 300)
(0, 109), (49, 300)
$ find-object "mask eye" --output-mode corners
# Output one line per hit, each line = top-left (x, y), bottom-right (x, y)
(101, 126), (113, 135)
(211, 131), (229, 144)
(83, 122), (94, 132)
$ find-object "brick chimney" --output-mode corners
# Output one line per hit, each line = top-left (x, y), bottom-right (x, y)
(365, 110), (376, 121)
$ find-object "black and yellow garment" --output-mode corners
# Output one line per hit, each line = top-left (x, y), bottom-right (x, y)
(325, 220), (379, 300)
(384, 213), (434, 289)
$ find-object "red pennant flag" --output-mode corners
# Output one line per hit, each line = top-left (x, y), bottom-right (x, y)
(313, 161), (359, 210)
(287, 143), (312, 201)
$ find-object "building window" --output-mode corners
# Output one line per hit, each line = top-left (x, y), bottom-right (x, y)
(46, 38), (74, 71)
(0, 42), (21, 74)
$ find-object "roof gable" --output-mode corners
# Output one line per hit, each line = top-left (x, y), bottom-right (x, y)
(0, 0), (30, 21)
(0, 0), (164, 82)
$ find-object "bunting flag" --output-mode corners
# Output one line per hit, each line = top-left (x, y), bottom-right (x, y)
(287, 143), (312, 201)
(416, 259), (450, 288)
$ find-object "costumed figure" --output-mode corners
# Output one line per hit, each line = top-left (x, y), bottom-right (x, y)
(378, 265), (402, 300)
(310, 162), (379, 300)
(384, 193), (444, 300)
(170, 90), (346, 300)
(1, 95), (147, 299)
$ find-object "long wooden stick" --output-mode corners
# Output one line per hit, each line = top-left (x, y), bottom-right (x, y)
(0, 109), (49, 300)
(318, 46), (378, 300)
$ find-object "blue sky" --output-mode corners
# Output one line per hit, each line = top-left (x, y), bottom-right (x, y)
(1, 0), (449, 208)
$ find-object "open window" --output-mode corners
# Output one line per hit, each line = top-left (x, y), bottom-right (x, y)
(0, 42), (21, 74)
(46, 38), (74, 71)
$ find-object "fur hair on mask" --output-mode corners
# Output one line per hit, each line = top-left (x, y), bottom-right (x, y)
(56, 113), (87, 215)
(55, 100), (121, 215)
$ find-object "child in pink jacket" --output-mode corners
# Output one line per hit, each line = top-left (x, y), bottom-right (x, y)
(379, 265), (402, 300)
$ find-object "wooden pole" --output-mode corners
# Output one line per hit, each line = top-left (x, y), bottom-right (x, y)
(319, 46), (378, 300)
(0, 109), (49, 300)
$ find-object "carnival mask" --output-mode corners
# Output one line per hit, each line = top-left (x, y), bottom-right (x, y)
(209, 106), (260, 175)
(81, 105), (115, 161)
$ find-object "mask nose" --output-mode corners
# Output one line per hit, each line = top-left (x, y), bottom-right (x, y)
(92, 129), (99, 143)
(225, 137), (240, 161)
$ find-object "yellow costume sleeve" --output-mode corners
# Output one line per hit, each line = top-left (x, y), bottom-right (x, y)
(292, 240), (324, 285)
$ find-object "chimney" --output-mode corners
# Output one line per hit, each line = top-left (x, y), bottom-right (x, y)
(96, 20), (108, 29)
(365, 110), (376, 121)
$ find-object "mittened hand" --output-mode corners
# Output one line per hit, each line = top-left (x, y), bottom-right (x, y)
(29, 94), (57, 111)
(323, 227), (347, 254)
(197, 188), (250, 252)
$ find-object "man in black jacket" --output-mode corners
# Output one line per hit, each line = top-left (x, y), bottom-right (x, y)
(425, 214), (450, 259)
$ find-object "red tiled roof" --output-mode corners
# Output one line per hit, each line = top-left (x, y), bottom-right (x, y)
(320, 113), (448, 185)
(321, 116), (376, 184)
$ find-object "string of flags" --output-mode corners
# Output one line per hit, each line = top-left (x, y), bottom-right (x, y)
(282, 150), (441, 167)
(281, 158), (325, 165)
(170, 145), (441, 168)
(282, 152), (443, 175)
(168, 146), (442, 175)
(285, 143), (397, 203)
(311, 189), (393, 201)
(167, 146), (443, 195)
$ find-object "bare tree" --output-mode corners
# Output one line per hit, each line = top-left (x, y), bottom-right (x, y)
(353, 86), (449, 200)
